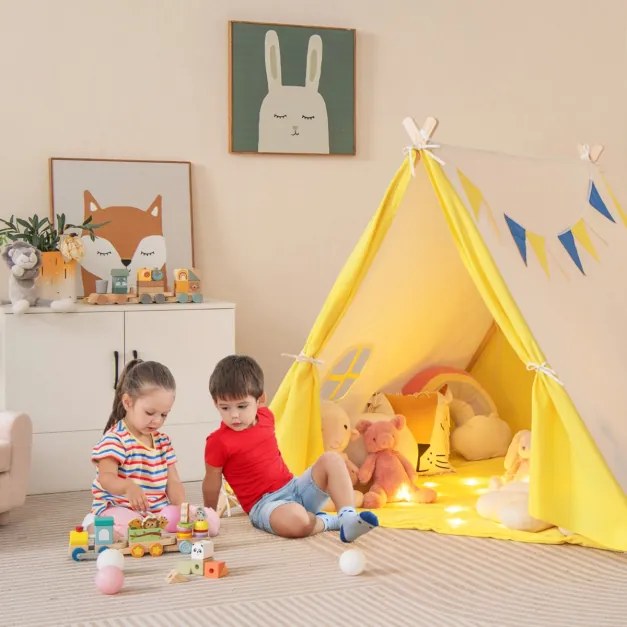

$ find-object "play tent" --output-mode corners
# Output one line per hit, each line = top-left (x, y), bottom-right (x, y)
(271, 119), (627, 551)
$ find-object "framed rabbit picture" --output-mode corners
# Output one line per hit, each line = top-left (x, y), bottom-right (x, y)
(229, 21), (356, 155)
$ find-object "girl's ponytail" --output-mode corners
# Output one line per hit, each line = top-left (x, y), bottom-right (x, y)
(103, 359), (143, 433)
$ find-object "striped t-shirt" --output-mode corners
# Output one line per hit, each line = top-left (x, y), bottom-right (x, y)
(91, 420), (177, 515)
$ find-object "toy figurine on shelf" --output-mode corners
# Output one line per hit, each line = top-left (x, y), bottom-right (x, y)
(110, 269), (129, 294)
(136, 267), (167, 304)
(174, 268), (203, 303)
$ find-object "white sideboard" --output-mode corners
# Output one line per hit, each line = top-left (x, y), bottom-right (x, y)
(0, 300), (235, 494)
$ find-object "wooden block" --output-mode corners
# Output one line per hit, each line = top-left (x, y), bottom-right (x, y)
(203, 560), (228, 578)
(191, 540), (213, 560)
(176, 560), (193, 575)
(166, 569), (189, 583)
(190, 561), (204, 575)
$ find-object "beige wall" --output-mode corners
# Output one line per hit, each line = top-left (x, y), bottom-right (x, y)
(1, 0), (626, 396)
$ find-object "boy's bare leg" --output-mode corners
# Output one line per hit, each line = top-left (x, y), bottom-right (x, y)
(269, 503), (324, 538)
(311, 452), (355, 509)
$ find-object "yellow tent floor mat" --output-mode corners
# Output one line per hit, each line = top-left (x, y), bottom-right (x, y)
(371, 456), (607, 550)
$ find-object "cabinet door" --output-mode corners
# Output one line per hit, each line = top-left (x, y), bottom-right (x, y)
(4, 311), (125, 434)
(124, 308), (235, 481)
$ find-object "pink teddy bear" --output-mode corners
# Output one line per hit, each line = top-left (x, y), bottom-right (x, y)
(356, 414), (437, 509)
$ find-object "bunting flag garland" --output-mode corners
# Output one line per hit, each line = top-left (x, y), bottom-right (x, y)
(526, 231), (550, 276)
(601, 176), (627, 227)
(558, 229), (586, 275)
(589, 181), (615, 222)
(457, 169), (501, 236)
(457, 169), (484, 219)
(504, 215), (527, 264)
(463, 173), (623, 277)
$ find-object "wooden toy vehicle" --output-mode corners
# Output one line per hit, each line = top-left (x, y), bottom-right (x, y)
(173, 268), (203, 303)
(68, 516), (125, 561)
(69, 505), (212, 561)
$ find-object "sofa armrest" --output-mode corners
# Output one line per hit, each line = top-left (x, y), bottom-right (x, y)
(0, 411), (33, 510)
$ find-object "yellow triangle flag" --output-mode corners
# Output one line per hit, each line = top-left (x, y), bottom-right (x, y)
(457, 169), (484, 218)
(601, 176), (627, 227)
(526, 231), (550, 276)
(572, 219), (599, 261)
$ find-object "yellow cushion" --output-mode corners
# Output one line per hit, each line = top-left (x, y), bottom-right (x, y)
(386, 392), (453, 475)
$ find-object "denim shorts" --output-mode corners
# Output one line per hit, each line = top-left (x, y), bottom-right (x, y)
(249, 467), (329, 534)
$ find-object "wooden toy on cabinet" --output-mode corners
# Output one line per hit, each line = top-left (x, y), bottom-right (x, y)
(111, 269), (130, 294)
(174, 268), (203, 303)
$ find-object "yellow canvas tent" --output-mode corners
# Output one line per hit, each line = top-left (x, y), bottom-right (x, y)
(271, 121), (627, 551)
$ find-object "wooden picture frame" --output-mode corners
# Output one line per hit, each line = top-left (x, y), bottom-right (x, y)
(49, 157), (193, 296)
(229, 20), (356, 155)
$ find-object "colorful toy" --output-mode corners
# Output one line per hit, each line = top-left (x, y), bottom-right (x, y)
(173, 268), (203, 303)
(403, 366), (511, 461)
(476, 430), (554, 532)
(96, 548), (125, 571)
(176, 540), (228, 579)
(68, 512), (195, 561)
(110, 268), (129, 294)
(320, 400), (364, 509)
(136, 267), (167, 304)
(356, 415), (437, 508)
(339, 548), (366, 576)
(95, 565), (124, 595)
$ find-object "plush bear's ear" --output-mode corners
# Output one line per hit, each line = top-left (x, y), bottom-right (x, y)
(355, 419), (372, 434)
(391, 414), (406, 431)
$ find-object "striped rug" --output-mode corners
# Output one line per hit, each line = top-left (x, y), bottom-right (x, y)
(0, 483), (625, 626)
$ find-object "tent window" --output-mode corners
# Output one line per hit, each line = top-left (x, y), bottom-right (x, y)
(321, 347), (371, 400)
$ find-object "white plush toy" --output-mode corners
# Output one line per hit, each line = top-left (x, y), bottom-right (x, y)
(1, 241), (74, 314)
(476, 430), (553, 532)
(320, 400), (364, 509)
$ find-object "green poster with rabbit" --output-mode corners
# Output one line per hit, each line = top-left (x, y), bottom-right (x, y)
(230, 21), (356, 155)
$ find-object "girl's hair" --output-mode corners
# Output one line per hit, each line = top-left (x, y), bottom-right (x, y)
(104, 359), (176, 433)
(209, 354), (264, 402)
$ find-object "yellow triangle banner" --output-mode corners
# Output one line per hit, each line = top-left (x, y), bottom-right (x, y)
(601, 176), (627, 227)
(457, 169), (484, 218)
(526, 231), (550, 276)
(572, 219), (599, 261)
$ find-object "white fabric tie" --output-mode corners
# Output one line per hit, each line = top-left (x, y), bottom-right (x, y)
(526, 362), (564, 385)
(579, 144), (592, 162)
(403, 130), (445, 176)
(281, 352), (324, 366)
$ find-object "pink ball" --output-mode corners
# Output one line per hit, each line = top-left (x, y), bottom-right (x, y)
(95, 565), (124, 595)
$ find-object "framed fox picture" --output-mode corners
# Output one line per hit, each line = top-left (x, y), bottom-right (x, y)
(229, 21), (356, 155)
(49, 158), (193, 297)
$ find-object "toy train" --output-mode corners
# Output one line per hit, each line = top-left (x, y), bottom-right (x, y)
(69, 503), (211, 561)
(84, 266), (203, 306)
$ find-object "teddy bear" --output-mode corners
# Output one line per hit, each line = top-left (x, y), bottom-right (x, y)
(476, 429), (554, 532)
(320, 400), (364, 509)
(1, 241), (74, 314)
(356, 414), (437, 509)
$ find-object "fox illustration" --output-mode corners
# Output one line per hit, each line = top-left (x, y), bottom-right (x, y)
(79, 191), (167, 296)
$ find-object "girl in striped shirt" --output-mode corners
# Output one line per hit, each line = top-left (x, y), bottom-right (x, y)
(89, 359), (191, 539)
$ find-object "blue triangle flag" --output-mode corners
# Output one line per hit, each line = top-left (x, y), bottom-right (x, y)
(504, 214), (527, 264)
(589, 181), (615, 222)
(558, 230), (585, 274)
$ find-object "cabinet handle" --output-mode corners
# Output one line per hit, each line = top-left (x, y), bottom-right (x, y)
(113, 350), (120, 390)
(132, 350), (139, 360)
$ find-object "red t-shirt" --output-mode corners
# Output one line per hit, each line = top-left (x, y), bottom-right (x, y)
(204, 406), (293, 513)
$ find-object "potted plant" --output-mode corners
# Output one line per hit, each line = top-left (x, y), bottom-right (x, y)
(0, 213), (106, 300)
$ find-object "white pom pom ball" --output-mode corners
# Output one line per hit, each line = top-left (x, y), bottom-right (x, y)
(339, 548), (366, 576)
(96, 548), (125, 571)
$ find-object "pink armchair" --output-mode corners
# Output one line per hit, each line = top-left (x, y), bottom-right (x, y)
(0, 411), (32, 523)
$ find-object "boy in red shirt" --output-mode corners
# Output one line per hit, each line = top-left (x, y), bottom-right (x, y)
(203, 355), (378, 542)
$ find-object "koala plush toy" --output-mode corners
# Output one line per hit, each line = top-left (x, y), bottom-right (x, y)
(1, 241), (74, 314)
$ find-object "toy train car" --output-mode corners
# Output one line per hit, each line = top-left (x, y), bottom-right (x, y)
(69, 506), (211, 561)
